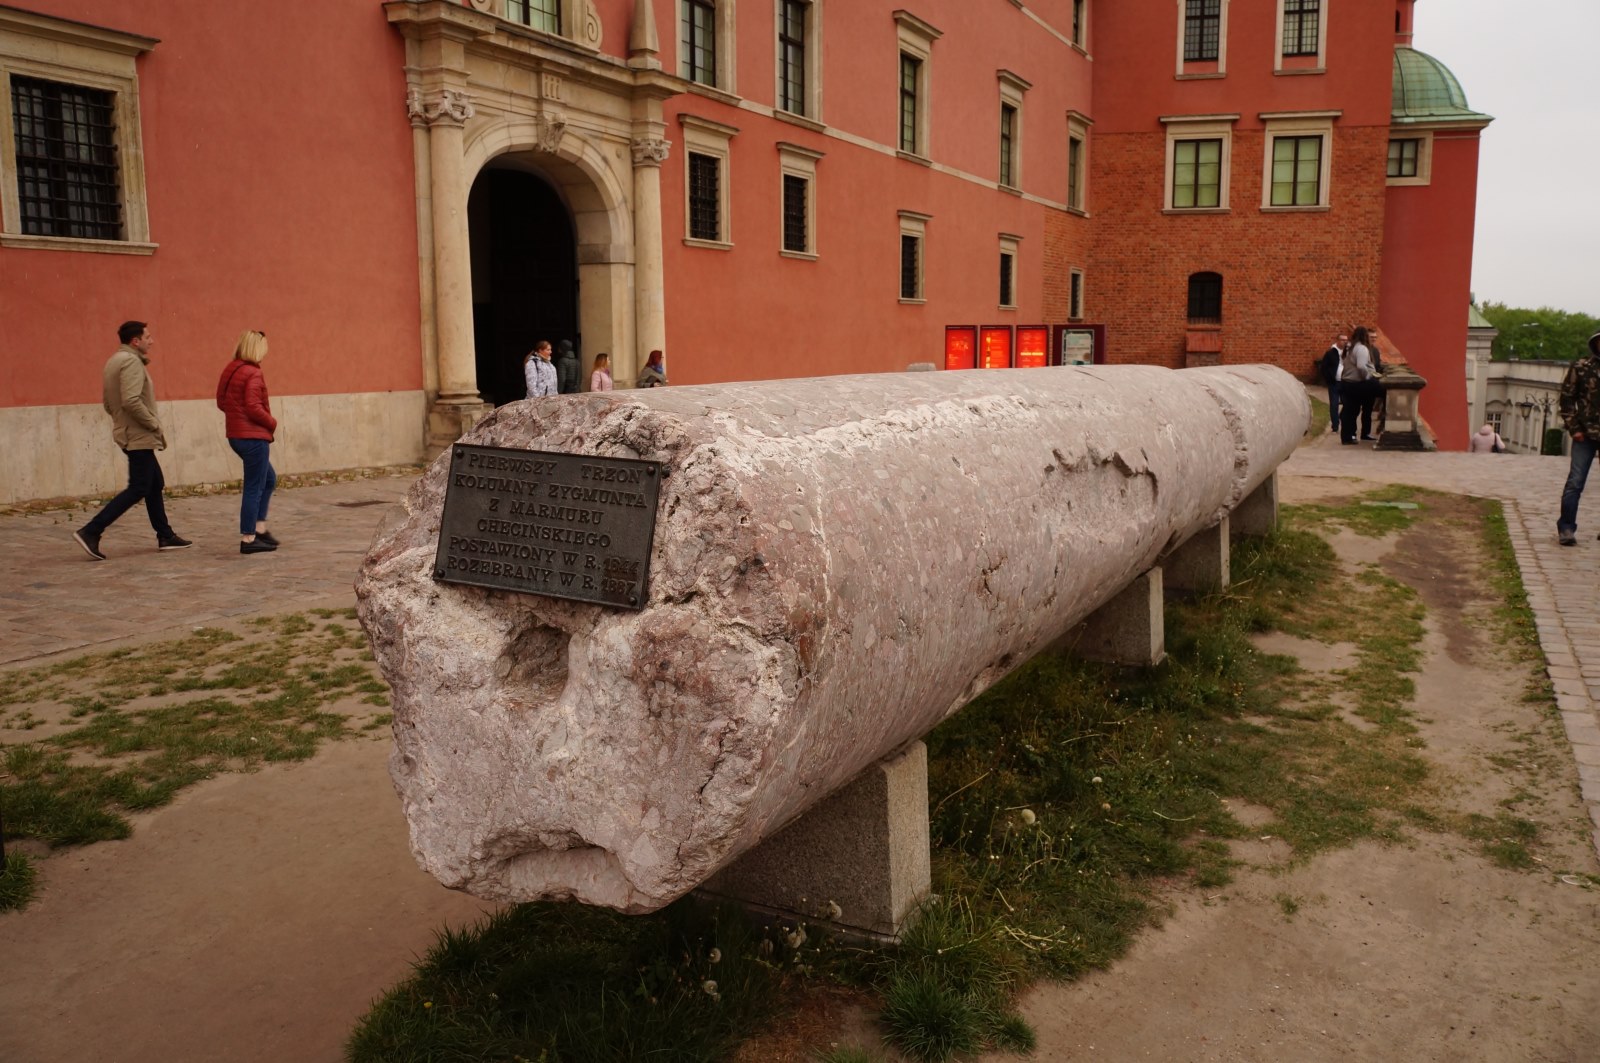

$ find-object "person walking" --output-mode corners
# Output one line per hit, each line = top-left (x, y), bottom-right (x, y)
(1556, 332), (1600, 546)
(217, 330), (280, 554)
(72, 321), (192, 560)
(635, 349), (667, 389)
(590, 352), (614, 392)
(1320, 332), (1347, 432)
(1468, 423), (1505, 454)
(1338, 326), (1377, 445)
(524, 340), (557, 398)
(555, 339), (581, 394)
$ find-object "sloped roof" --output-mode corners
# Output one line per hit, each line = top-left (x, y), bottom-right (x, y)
(1393, 47), (1493, 126)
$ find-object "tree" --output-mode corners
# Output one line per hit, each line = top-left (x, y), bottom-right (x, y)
(1479, 302), (1600, 362)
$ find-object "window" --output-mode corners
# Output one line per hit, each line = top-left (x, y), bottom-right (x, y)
(1259, 112), (1335, 209)
(1385, 132), (1432, 186)
(999, 104), (1017, 188)
(1281, 0), (1319, 57)
(679, 113), (738, 248)
(1173, 139), (1222, 208)
(1067, 111), (1091, 212)
(898, 209), (930, 302)
(778, 141), (822, 258)
(777, 0), (807, 115)
(1487, 412), (1502, 434)
(1072, 0), (1086, 47)
(1069, 269), (1084, 320)
(998, 234), (1020, 309)
(1184, 0), (1221, 62)
(682, 0), (718, 85)
(1388, 137), (1419, 178)
(1187, 272), (1222, 324)
(506, 0), (560, 34)
(894, 11), (941, 160)
(0, 8), (155, 252)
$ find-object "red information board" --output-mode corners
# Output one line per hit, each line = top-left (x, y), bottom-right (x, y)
(944, 325), (977, 370)
(1016, 325), (1048, 369)
(979, 325), (1013, 369)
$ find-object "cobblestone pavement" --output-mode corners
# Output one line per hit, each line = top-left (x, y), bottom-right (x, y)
(1286, 431), (1600, 857)
(0, 471), (415, 666)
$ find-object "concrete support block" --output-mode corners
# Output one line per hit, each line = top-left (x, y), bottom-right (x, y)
(1230, 470), (1278, 540)
(1165, 517), (1231, 594)
(701, 742), (931, 941)
(1070, 569), (1165, 667)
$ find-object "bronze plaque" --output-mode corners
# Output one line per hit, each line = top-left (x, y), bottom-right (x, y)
(433, 444), (664, 609)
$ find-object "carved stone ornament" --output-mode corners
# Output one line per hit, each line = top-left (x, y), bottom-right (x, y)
(533, 111), (568, 153)
(407, 87), (477, 128)
(580, 1), (603, 47)
(631, 137), (671, 167)
(468, 0), (496, 12)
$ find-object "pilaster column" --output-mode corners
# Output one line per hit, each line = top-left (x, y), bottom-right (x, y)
(409, 86), (481, 407)
(631, 135), (671, 380)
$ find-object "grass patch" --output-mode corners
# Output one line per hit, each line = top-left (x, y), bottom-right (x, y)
(0, 850), (39, 912)
(0, 609), (382, 849)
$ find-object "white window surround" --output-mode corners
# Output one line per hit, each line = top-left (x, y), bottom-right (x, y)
(894, 10), (942, 162)
(774, 0), (824, 124)
(1175, 0), (1229, 79)
(1259, 110), (1338, 211)
(1386, 129), (1435, 187)
(0, 7), (157, 254)
(1066, 109), (1091, 214)
(483, 0), (603, 50)
(1161, 114), (1238, 214)
(777, 141), (823, 259)
(898, 209), (929, 303)
(999, 232), (1021, 310)
(678, 0), (739, 100)
(679, 113), (739, 249)
(997, 70), (1030, 191)
(1069, 267), (1085, 319)
(1273, 0), (1328, 73)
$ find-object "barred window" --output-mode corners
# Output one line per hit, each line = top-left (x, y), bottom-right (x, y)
(999, 104), (1017, 187)
(11, 76), (123, 241)
(1067, 135), (1084, 209)
(505, 0), (560, 34)
(1282, 0), (1319, 58)
(782, 173), (808, 253)
(999, 252), (1015, 307)
(1187, 272), (1222, 323)
(1270, 135), (1321, 206)
(900, 234), (921, 300)
(1172, 138), (1222, 209)
(778, 0), (808, 115)
(682, 0), (718, 86)
(899, 54), (921, 154)
(1072, 0), (1086, 46)
(1184, 0), (1221, 62)
(687, 152), (721, 241)
(1069, 270), (1084, 319)
(1387, 138), (1420, 178)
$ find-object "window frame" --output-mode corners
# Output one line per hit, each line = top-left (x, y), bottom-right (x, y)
(504, 0), (561, 35)
(1161, 114), (1236, 214)
(1275, 0), (1326, 69)
(898, 210), (930, 303)
(494, 0), (600, 49)
(1385, 131), (1434, 187)
(1072, 0), (1088, 49)
(1069, 268), (1085, 320)
(894, 11), (941, 163)
(0, 7), (156, 254)
(997, 70), (1029, 192)
(774, 0), (823, 122)
(998, 233), (1021, 311)
(1066, 110), (1091, 214)
(1259, 111), (1336, 211)
(679, 0), (737, 95)
(678, 113), (739, 249)
(1175, 0), (1229, 79)
(777, 140), (823, 259)
(1187, 271), (1223, 324)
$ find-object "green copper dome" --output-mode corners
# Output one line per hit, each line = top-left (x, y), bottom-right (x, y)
(1393, 47), (1492, 125)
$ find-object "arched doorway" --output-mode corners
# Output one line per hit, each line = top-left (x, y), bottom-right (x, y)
(468, 166), (578, 405)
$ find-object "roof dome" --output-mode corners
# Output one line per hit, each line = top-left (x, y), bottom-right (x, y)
(1392, 47), (1491, 124)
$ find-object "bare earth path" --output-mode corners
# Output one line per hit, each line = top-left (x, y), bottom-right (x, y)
(5, 437), (1600, 1062)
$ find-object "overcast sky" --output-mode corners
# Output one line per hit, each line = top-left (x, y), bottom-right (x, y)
(1421, 1), (1598, 315)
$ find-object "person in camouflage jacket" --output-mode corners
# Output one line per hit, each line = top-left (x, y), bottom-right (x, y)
(1556, 332), (1600, 545)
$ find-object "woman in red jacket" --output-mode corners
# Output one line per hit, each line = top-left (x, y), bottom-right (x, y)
(216, 330), (279, 554)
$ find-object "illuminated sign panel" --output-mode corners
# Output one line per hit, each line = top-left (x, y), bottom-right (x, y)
(944, 326), (977, 370)
(979, 325), (1013, 369)
(1016, 326), (1048, 368)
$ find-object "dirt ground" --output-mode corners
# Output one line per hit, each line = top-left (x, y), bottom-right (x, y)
(4, 475), (1599, 1062)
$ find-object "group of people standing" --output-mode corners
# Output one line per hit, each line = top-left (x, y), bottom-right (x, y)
(73, 321), (280, 562)
(1318, 326), (1385, 445)
(523, 342), (666, 398)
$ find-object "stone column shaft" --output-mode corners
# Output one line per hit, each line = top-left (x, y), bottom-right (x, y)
(429, 113), (477, 404)
(631, 137), (670, 384)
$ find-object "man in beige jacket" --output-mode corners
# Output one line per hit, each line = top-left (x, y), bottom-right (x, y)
(73, 321), (192, 560)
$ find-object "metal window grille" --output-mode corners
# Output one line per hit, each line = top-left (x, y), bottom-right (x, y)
(11, 75), (123, 240)
(1184, 0), (1221, 62)
(1387, 137), (1420, 178)
(999, 104), (1017, 187)
(1068, 136), (1083, 208)
(1187, 272), (1222, 323)
(687, 152), (720, 241)
(682, 0), (718, 86)
(1073, 0), (1085, 45)
(899, 54), (920, 154)
(1171, 138), (1221, 208)
(778, 0), (807, 115)
(1270, 134), (1321, 206)
(505, 0), (561, 33)
(900, 234), (921, 299)
(782, 173), (808, 252)
(1070, 271), (1083, 319)
(1000, 252), (1015, 307)
(1281, 0), (1320, 57)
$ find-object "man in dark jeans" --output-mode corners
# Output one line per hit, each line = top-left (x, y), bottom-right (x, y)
(73, 321), (192, 561)
(1319, 332), (1347, 431)
(1557, 332), (1600, 546)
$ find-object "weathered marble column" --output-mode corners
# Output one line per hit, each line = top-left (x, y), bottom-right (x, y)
(631, 134), (669, 386)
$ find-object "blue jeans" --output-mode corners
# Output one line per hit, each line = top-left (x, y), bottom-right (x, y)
(1558, 438), (1597, 534)
(230, 438), (276, 536)
(85, 448), (174, 539)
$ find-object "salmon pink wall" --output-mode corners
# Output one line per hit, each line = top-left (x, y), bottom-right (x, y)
(1, 1), (421, 409)
(1380, 131), (1483, 450)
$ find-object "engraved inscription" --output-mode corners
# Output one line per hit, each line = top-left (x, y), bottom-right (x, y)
(434, 445), (663, 608)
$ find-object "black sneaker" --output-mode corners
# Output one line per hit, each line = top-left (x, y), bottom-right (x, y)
(73, 528), (107, 561)
(240, 539), (277, 554)
(158, 534), (193, 551)
(256, 530), (279, 547)
(1559, 530), (1577, 546)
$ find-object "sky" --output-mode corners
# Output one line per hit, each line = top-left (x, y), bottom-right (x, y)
(1421, 0), (1599, 315)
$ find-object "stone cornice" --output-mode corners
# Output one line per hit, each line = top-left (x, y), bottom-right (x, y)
(0, 4), (158, 56)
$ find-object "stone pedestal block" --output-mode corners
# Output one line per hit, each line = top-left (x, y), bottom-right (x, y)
(1230, 471), (1278, 540)
(1069, 568), (1165, 667)
(701, 742), (931, 941)
(1164, 517), (1231, 594)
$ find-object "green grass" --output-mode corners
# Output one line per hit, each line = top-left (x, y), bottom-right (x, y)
(0, 850), (38, 912)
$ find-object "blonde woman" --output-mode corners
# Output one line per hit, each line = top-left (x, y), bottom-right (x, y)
(216, 330), (279, 554)
(590, 352), (614, 392)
